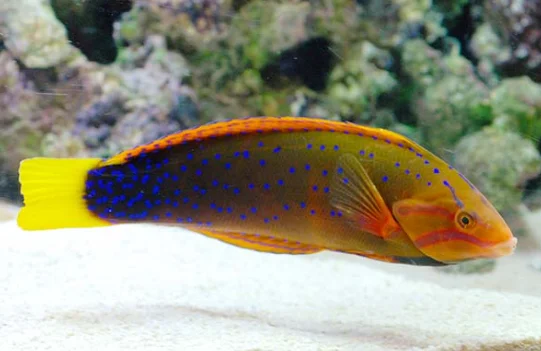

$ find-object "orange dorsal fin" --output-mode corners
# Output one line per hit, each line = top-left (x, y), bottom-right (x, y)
(189, 228), (323, 254)
(101, 117), (426, 166)
(329, 154), (402, 240)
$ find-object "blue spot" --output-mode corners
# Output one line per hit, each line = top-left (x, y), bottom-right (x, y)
(330, 210), (336, 216)
(324, 187), (330, 193)
(192, 203), (199, 210)
(424, 160), (430, 165)
(233, 187), (240, 195)
(227, 207), (233, 213)
(243, 150), (250, 159)
(258, 141), (264, 147)
(195, 169), (202, 176)
(300, 201), (306, 208)
(342, 178), (349, 184)
(202, 159), (209, 166)
(372, 136), (378, 140)
(180, 165), (187, 172)
(264, 218), (270, 223)
(382, 175), (388, 182)
(210, 203), (217, 209)
(215, 153), (222, 160)
(283, 204), (290, 210)
(264, 183), (270, 190)
(359, 150), (365, 156)
(183, 197), (190, 204)
(369, 153), (374, 159)
(273, 146), (281, 153)
(225, 163), (231, 170)
(277, 179), (284, 186)
(289, 167), (296, 174)
(310, 209), (316, 215)
(153, 215), (160, 221)
(142, 175), (150, 184)
(337, 167), (343, 174)
(405, 169), (411, 175)
(234, 151), (241, 157)
(273, 215), (279, 220)
(305, 164), (311, 171)
(206, 222), (212, 226)
(223, 184), (230, 190)
(248, 183), (255, 189)
(193, 185), (199, 192)
(250, 207), (257, 213)
(312, 185), (318, 191)
(433, 168), (440, 174)
(395, 162), (400, 168)
(334, 145), (339, 151)
(212, 179), (219, 187)
(416, 173), (421, 179)
(152, 185), (160, 195)
(307, 143), (313, 149)
(322, 170), (328, 176)
(187, 153), (194, 161)
(172, 175), (179, 182)
(217, 207), (223, 213)
(172, 201), (179, 208)
(320, 145), (326, 151)
(186, 217), (193, 223)
(240, 214), (247, 220)
(427, 182), (432, 186)
(260, 159), (266, 166)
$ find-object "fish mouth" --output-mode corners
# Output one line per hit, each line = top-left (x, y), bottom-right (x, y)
(484, 237), (517, 258)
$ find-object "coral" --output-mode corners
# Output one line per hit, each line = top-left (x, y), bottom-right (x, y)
(490, 76), (541, 143)
(0, 0), (75, 68)
(327, 41), (397, 122)
(453, 127), (541, 212)
(484, 0), (541, 82)
(403, 40), (492, 158)
(470, 22), (509, 86)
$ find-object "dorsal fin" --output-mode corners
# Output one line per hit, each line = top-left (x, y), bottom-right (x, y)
(101, 116), (428, 166)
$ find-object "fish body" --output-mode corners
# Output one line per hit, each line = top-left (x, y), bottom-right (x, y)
(17, 117), (517, 266)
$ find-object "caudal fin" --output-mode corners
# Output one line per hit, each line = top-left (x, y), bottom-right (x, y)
(17, 157), (111, 230)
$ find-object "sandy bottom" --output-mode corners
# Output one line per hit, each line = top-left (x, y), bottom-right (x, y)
(1, 207), (541, 351)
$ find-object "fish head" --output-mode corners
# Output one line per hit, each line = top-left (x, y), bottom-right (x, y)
(391, 188), (517, 264)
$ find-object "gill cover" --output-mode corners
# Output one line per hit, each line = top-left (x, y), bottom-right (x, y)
(391, 196), (483, 264)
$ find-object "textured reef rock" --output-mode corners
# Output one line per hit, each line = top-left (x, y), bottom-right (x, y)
(402, 39), (492, 159)
(0, 0), (76, 68)
(490, 76), (541, 142)
(454, 127), (541, 212)
(484, 0), (541, 82)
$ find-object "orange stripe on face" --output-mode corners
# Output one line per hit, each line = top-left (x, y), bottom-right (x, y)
(414, 229), (494, 248)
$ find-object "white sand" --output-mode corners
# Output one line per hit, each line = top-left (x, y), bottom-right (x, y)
(1, 218), (541, 351)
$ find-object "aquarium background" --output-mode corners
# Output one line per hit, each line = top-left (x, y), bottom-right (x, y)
(1, 1), (541, 350)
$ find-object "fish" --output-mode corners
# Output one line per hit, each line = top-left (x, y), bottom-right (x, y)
(17, 116), (517, 266)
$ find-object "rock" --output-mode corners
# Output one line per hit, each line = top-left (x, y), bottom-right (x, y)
(453, 127), (541, 212)
(0, 0), (75, 68)
(490, 76), (541, 142)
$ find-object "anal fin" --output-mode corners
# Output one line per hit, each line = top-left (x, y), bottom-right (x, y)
(193, 229), (323, 254)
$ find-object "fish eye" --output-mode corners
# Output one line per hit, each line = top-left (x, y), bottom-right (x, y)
(456, 211), (475, 229)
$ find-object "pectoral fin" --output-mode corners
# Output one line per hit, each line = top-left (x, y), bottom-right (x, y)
(191, 228), (323, 254)
(330, 153), (402, 240)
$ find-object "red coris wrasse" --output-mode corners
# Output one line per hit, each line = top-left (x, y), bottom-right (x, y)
(17, 117), (517, 266)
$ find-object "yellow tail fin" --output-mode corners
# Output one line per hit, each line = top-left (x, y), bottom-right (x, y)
(17, 157), (111, 230)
